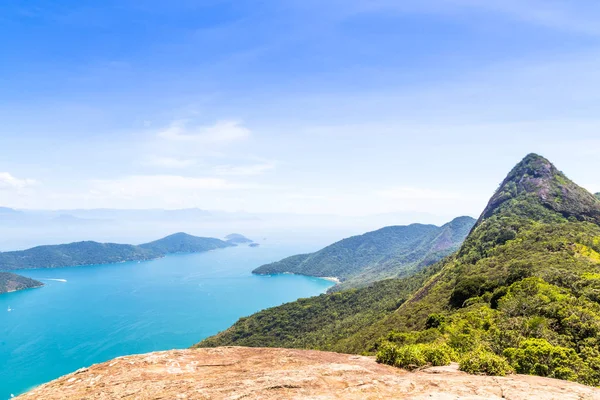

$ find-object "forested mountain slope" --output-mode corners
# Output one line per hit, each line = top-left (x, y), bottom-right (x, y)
(198, 154), (600, 386)
(253, 216), (475, 290)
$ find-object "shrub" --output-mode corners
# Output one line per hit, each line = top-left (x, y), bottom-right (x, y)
(450, 276), (487, 308)
(377, 342), (456, 370)
(503, 338), (582, 381)
(426, 313), (445, 329)
(459, 348), (512, 376)
(422, 343), (458, 366)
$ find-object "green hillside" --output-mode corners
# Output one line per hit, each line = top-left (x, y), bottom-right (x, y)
(197, 154), (600, 386)
(0, 272), (43, 294)
(0, 233), (233, 271)
(139, 232), (233, 254)
(596, 192), (600, 200)
(253, 216), (475, 290)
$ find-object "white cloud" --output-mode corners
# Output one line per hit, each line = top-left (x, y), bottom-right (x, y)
(146, 156), (197, 168)
(89, 175), (253, 199)
(157, 120), (251, 145)
(377, 187), (460, 200)
(213, 161), (275, 176)
(0, 172), (37, 190)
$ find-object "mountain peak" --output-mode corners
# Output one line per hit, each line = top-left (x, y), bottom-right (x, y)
(478, 154), (600, 224)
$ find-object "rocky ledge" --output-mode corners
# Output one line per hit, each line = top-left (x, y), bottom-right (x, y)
(19, 347), (600, 399)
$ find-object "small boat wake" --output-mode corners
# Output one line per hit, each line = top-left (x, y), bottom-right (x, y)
(42, 278), (68, 283)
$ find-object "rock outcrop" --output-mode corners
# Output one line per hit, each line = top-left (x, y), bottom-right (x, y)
(19, 347), (600, 399)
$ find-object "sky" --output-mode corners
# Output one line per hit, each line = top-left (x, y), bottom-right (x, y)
(1, 0), (600, 219)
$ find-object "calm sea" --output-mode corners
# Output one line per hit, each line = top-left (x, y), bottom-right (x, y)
(0, 244), (332, 398)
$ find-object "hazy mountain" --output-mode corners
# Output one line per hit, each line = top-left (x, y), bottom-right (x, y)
(253, 216), (475, 290)
(224, 233), (253, 244)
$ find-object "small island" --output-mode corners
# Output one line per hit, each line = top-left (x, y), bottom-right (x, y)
(0, 272), (43, 295)
(248, 243), (260, 247)
(225, 233), (253, 245)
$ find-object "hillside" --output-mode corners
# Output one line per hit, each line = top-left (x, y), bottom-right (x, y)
(225, 233), (253, 244)
(596, 192), (600, 200)
(139, 232), (233, 254)
(253, 216), (475, 290)
(0, 233), (234, 271)
(0, 272), (43, 294)
(197, 154), (600, 386)
(19, 347), (600, 399)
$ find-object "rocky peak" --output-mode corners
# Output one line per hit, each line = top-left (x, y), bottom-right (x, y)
(478, 153), (600, 224)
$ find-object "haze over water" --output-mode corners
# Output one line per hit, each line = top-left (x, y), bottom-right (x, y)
(0, 244), (333, 399)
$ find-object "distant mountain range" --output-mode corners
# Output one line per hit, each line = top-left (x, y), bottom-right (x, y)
(0, 232), (252, 272)
(253, 216), (475, 290)
(0, 272), (43, 294)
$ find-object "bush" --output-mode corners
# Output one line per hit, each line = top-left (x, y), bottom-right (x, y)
(377, 342), (456, 370)
(503, 338), (582, 381)
(450, 277), (487, 308)
(426, 313), (445, 329)
(422, 343), (458, 366)
(459, 348), (512, 376)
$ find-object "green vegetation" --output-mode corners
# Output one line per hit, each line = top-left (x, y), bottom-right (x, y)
(596, 193), (600, 200)
(197, 154), (600, 387)
(0, 233), (234, 271)
(0, 272), (43, 294)
(376, 342), (457, 370)
(253, 216), (475, 290)
(197, 272), (437, 351)
(139, 232), (234, 254)
(459, 348), (512, 376)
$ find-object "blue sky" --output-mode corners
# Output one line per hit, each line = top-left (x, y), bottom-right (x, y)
(1, 0), (600, 218)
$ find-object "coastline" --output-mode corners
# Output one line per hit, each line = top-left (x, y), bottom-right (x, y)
(260, 271), (340, 284)
(1, 284), (44, 295)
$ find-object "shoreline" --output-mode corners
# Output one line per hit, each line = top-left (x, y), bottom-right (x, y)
(257, 271), (340, 284)
(1, 284), (44, 295)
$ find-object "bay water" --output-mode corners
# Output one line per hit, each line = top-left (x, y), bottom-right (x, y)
(0, 244), (333, 398)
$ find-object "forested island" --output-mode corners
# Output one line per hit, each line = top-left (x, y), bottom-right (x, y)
(0, 272), (43, 294)
(0, 232), (252, 271)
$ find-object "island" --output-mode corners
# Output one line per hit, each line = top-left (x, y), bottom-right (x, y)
(225, 233), (253, 245)
(0, 272), (43, 294)
(0, 232), (252, 271)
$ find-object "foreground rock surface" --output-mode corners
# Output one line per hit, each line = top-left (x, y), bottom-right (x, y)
(19, 347), (600, 399)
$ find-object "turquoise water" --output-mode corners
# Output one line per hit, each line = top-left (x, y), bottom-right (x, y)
(0, 245), (333, 399)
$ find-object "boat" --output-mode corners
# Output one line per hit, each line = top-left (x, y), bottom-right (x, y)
(7, 306), (12, 312)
